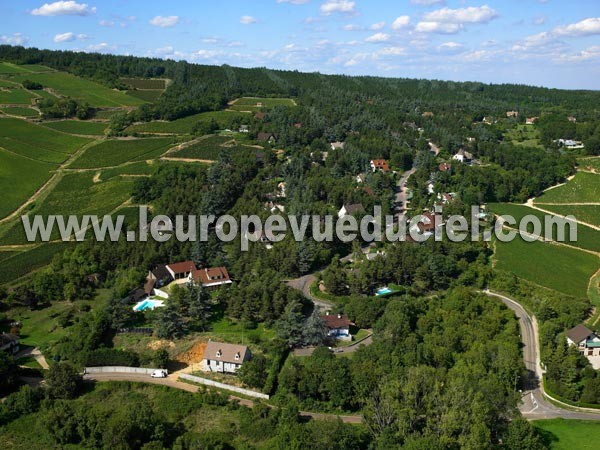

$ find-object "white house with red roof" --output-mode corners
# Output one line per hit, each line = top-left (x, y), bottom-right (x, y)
(189, 266), (232, 289)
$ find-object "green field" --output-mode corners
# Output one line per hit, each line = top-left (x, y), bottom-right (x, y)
(0, 147), (55, 219)
(99, 160), (157, 180)
(504, 124), (542, 149)
(93, 109), (121, 120)
(0, 88), (34, 104)
(126, 90), (163, 102)
(489, 203), (600, 253)
(126, 110), (250, 134)
(0, 62), (34, 74)
(229, 97), (296, 112)
(9, 71), (145, 107)
(494, 237), (599, 299)
(0, 106), (39, 117)
(121, 78), (167, 89)
(0, 172), (135, 245)
(0, 118), (91, 163)
(535, 172), (600, 204)
(531, 204), (600, 228)
(42, 120), (107, 136)
(533, 419), (600, 450)
(0, 242), (72, 284)
(174, 135), (248, 160)
(578, 157), (600, 172)
(69, 137), (174, 169)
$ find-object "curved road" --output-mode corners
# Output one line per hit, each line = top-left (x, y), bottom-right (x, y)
(483, 290), (600, 420)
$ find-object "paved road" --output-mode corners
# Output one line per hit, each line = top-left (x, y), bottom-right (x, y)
(15, 346), (50, 369)
(83, 373), (362, 423)
(483, 290), (600, 420)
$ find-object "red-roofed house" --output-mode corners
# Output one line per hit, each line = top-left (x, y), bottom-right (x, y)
(189, 267), (233, 289)
(166, 261), (197, 280)
(370, 159), (390, 173)
(322, 313), (353, 341)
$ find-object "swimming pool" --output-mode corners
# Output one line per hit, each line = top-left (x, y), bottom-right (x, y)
(133, 299), (165, 312)
(375, 287), (393, 296)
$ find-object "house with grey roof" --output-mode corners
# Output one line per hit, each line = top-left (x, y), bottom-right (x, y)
(202, 341), (251, 374)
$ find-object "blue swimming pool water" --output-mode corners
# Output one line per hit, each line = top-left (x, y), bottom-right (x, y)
(376, 287), (393, 296)
(133, 300), (164, 311)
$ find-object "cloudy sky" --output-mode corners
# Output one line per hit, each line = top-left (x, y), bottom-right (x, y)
(1, 0), (599, 89)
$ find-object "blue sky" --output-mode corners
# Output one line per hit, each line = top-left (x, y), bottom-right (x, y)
(1, 1), (600, 89)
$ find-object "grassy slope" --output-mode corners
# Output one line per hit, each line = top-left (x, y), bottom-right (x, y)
(126, 110), (250, 134)
(533, 419), (600, 450)
(69, 138), (174, 169)
(41, 120), (107, 136)
(494, 237), (598, 299)
(535, 172), (600, 204)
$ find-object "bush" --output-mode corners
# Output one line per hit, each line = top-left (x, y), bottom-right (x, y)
(22, 79), (43, 90)
(83, 348), (140, 367)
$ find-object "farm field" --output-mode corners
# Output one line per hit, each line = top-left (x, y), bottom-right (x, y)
(0, 117), (91, 163)
(229, 96), (296, 111)
(126, 110), (250, 134)
(93, 109), (122, 120)
(99, 160), (157, 180)
(9, 71), (146, 107)
(126, 90), (163, 102)
(494, 236), (598, 299)
(0, 87), (34, 104)
(42, 120), (107, 136)
(120, 78), (167, 89)
(0, 62), (36, 74)
(1, 106), (39, 117)
(531, 204), (600, 228)
(488, 203), (600, 253)
(69, 137), (175, 169)
(173, 135), (249, 160)
(533, 419), (600, 450)
(0, 172), (135, 245)
(0, 242), (72, 285)
(535, 172), (600, 204)
(0, 147), (55, 220)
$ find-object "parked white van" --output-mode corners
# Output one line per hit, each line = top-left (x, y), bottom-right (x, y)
(150, 369), (168, 378)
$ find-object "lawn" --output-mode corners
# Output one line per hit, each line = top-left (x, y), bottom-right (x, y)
(504, 124), (542, 149)
(0, 147), (56, 220)
(173, 135), (248, 160)
(0, 117), (91, 163)
(229, 97), (296, 112)
(126, 110), (250, 134)
(69, 137), (175, 169)
(494, 237), (599, 299)
(535, 172), (600, 204)
(533, 419), (600, 450)
(9, 71), (145, 108)
(0, 88), (34, 104)
(489, 203), (600, 253)
(1, 106), (40, 117)
(42, 120), (107, 136)
(578, 157), (600, 172)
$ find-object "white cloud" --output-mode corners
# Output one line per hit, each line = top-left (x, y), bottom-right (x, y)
(87, 42), (115, 52)
(31, 1), (96, 16)
(415, 21), (461, 34)
(554, 17), (600, 37)
(0, 33), (29, 45)
(98, 19), (114, 27)
(149, 16), (179, 28)
(438, 41), (464, 52)
(321, 0), (355, 15)
(558, 45), (600, 62)
(416, 5), (498, 34)
(343, 24), (361, 31)
(240, 15), (257, 24)
(365, 33), (390, 43)
(370, 21), (386, 30)
(376, 46), (406, 56)
(423, 5), (498, 24)
(411, 0), (445, 5)
(54, 32), (74, 42)
(391, 16), (410, 30)
(462, 50), (494, 62)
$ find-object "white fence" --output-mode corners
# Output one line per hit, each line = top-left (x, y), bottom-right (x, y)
(85, 366), (163, 375)
(179, 373), (269, 400)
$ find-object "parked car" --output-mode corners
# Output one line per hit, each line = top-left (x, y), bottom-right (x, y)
(150, 370), (167, 378)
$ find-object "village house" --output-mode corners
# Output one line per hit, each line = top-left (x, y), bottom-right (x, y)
(330, 141), (345, 151)
(338, 203), (365, 219)
(322, 313), (353, 341)
(202, 341), (250, 373)
(422, 111), (434, 118)
(166, 261), (197, 281)
(482, 116), (494, 125)
(568, 116), (577, 123)
(355, 173), (366, 183)
(506, 111), (519, 118)
(526, 117), (538, 125)
(238, 125), (249, 133)
(0, 332), (20, 355)
(189, 266), (232, 289)
(370, 159), (390, 173)
(257, 132), (278, 143)
(438, 162), (452, 173)
(452, 149), (473, 164)
(566, 324), (600, 357)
